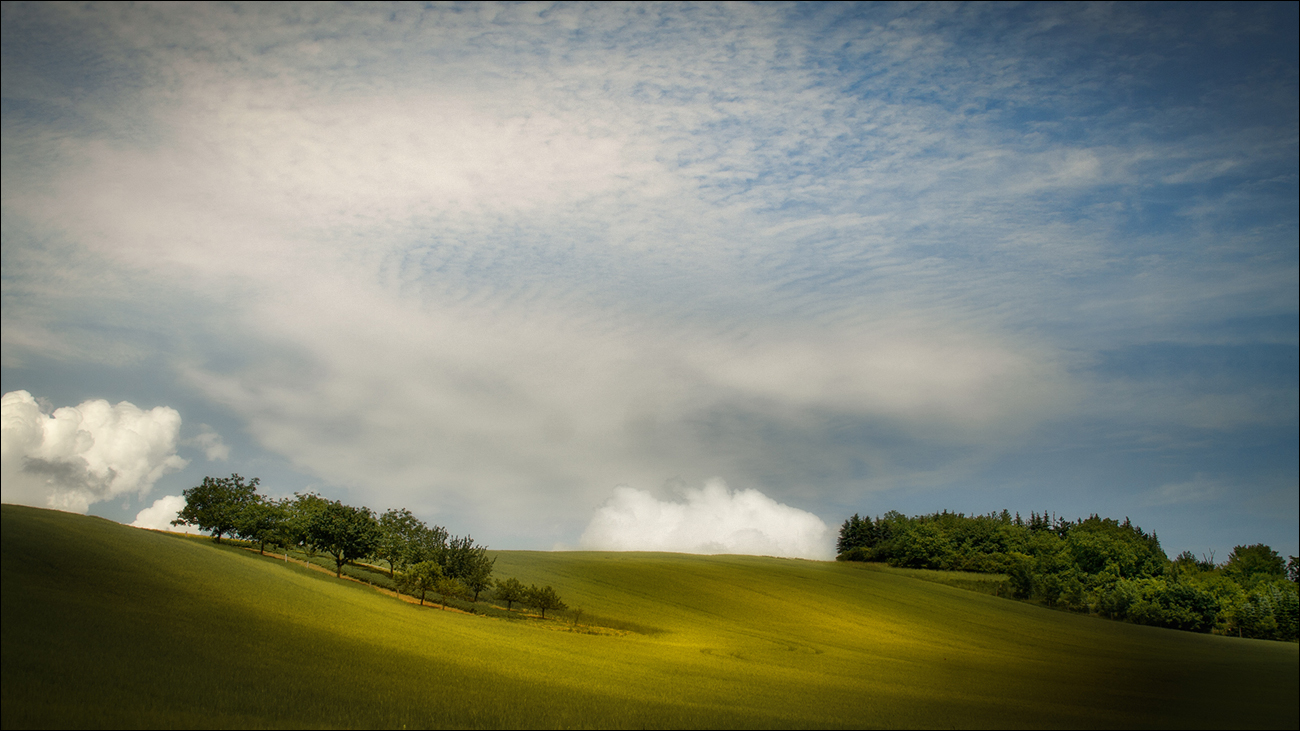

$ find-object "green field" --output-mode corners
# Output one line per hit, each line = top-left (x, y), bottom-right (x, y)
(2, 504), (1296, 729)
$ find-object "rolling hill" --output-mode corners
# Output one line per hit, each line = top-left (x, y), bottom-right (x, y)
(2, 504), (1296, 729)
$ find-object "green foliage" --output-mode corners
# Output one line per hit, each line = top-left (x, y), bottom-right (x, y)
(396, 560), (444, 606)
(1173, 549), (1218, 574)
(285, 491), (330, 557)
(494, 576), (526, 610)
(1230, 580), (1300, 641)
(1224, 544), (1287, 588)
(835, 508), (1296, 641)
(461, 550), (496, 601)
(439, 534), (495, 600)
(1095, 575), (1141, 620)
(172, 473), (261, 542)
(1117, 579), (1220, 633)
(300, 497), (381, 578)
(526, 584), (567, 619)
(1006, 552), (1036, 599)
(375, 508), (428, 577)
(409, 522), (450, 564)
(891, 522), (955, 570)
(234, 496), (289, 555)
(837, 513), (882, 554)
(434, 576), (467, 609)
(835, 545), (873, 562)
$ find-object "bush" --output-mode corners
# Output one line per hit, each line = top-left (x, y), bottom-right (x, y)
(1095, 577), (1140, 620)
(837, 546), (874, 563)
(1232, 580), (1299, 641)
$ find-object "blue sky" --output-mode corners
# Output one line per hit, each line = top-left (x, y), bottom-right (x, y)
(2, 2), (1296, 560)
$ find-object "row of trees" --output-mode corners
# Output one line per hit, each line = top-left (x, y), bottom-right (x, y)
(171, 474), (564, 618)
(837, 510), (1299, 641)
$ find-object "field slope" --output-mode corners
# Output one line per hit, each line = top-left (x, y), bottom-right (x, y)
(3, 504), (1296, 729)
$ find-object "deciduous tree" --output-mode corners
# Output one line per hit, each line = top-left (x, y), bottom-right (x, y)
(235, 496), (289, 555)
(1224, 544), (1286, 588)
(172, 474), (260, 542)
(527, 584), (566, 619)
(286, 492), (329, 557)
(435, 576), (467, 610)
(396, 560), (444, 606)
(494, 577), (525, 610)
(375, 508), (427, 578)
(461, 550), (496, 601)
(303, 499), (381, 578)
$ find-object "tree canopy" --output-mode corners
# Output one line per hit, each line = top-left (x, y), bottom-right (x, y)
(1224, 544), (1287, 587)
(443, 535), (495, 601)
(527, 584), (567, 619)
(172, 474), (261, 542)
(301, 497), (381, 578)
(234, 496), (289, 555)
(169, 473), (548, 625)
(494, 577), (526, 610)
(396, 560), (444, 606)
(375, 508), (428, 578)
(837, 508), (1299, 641)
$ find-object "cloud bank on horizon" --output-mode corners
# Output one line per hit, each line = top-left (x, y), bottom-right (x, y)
(1, 3), (1296, 558)
(581, 480), (834, 560)
(129, 493), (202, 534)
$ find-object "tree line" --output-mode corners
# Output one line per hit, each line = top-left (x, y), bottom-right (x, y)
(838, 510), (1299, 641)
(171, 474), (565, 618)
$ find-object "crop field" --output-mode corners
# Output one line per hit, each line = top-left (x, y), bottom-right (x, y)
(2, 504), (1296, 729)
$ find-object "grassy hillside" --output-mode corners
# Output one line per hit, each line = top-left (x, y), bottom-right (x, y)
(3, 505), (1296, 729)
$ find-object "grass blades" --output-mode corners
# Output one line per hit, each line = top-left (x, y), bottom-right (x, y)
(3, 504), (1296, 729)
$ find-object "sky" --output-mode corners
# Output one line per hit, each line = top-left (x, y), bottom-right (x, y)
(2, 2), (1296, 561)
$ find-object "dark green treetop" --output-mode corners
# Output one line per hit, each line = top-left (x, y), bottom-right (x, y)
(302, 498), (381, 578)
(375, 508), (428, 577)
(172, 474), (261, 542)
(527, 584), (566, 619)
(494, 576), (526, 610)
(1225, 544), (1287, 587)
(235, 496), (289, 555)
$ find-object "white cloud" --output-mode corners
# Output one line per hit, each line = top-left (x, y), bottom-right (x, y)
(170, 277), (1071, 540)
(1, 390), (188, 513)
(130, 494), (201, 534)
(579, 479), (834, 560)
(185, 424), (229, 461)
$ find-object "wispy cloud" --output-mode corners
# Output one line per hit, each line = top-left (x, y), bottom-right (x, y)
(1145, 474), (1225, 507)
(184, 425), (229, 462)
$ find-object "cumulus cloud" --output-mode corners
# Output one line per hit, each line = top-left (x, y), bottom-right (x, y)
(580, 479), (834, 560)
(1, 390), (188, 513)
(130, 494), (200, 534)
